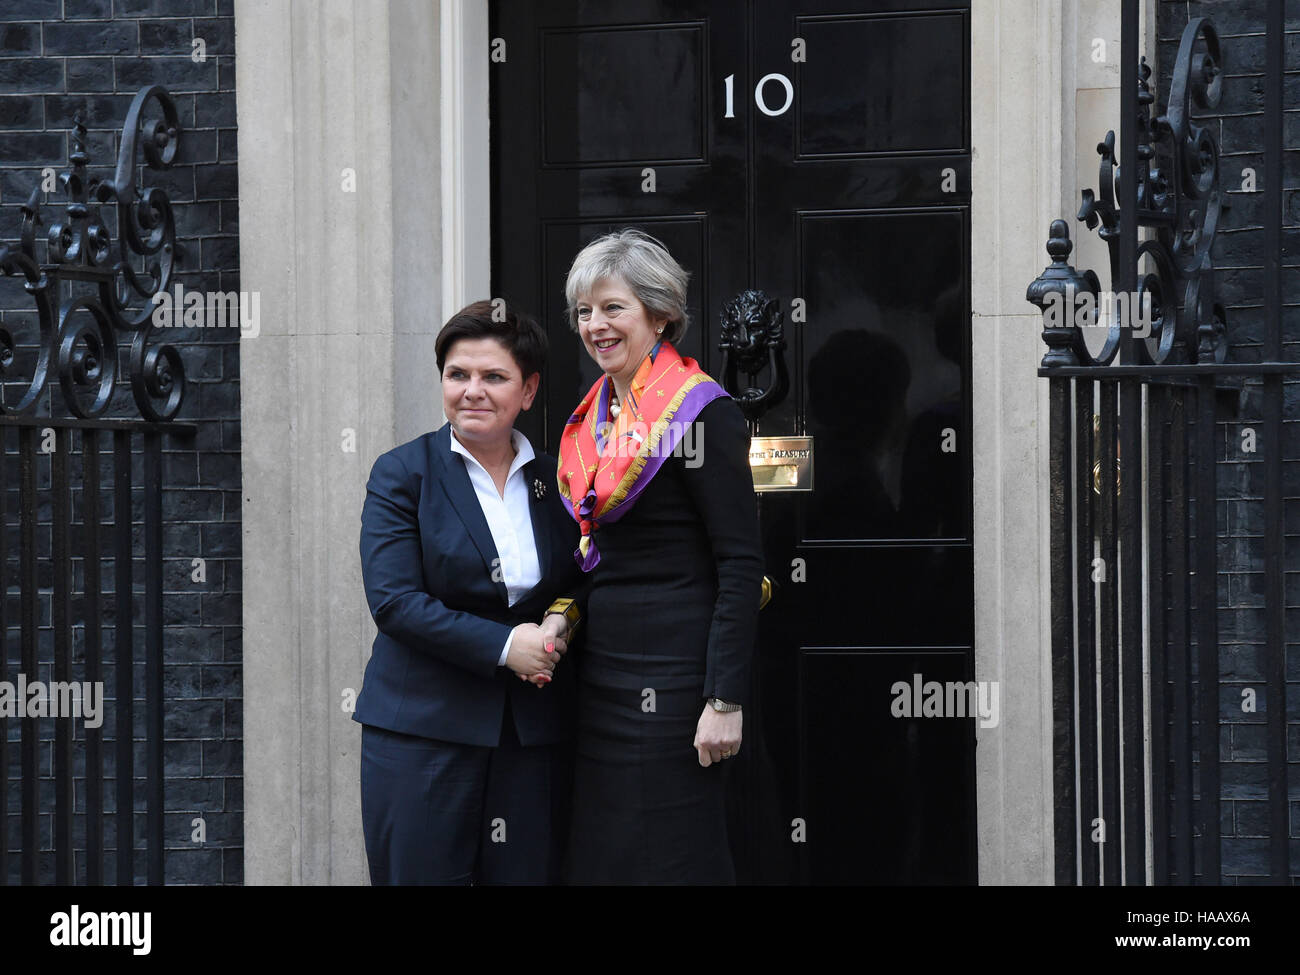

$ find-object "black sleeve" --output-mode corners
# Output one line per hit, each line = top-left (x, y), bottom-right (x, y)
(679, 395), (764, 706)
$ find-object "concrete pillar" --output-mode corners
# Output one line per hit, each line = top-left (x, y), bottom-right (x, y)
(236, 0), (443, 885)
(969, 0), (1072, 884)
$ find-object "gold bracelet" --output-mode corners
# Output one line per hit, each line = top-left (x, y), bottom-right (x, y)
(545, 597), (581, 637)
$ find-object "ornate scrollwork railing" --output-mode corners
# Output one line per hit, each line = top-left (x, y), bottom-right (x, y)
(1028, 18), (1226, 366)
(0, 85), (186, 422)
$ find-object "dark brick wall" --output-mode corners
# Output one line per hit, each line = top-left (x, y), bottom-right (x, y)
(0, 0), (240, 884)
(1158, 0), (1299, 882)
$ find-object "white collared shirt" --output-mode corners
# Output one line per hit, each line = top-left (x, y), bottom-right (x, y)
(449, 427), (542, 666)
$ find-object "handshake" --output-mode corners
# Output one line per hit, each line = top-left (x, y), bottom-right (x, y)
(505, 613), (570, 688)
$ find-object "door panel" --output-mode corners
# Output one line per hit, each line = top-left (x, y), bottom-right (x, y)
(794, 11), (967, 156)
(492, 0), (975, 884)
(540, 24), (708, 165)
(801, 650), (977, 884)
(795, 208), (968, 542)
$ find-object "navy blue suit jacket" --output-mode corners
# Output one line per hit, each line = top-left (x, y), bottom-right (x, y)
(354, 423), (584, 747)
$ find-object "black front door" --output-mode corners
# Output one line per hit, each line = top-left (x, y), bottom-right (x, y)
(492, 0), (976, 884)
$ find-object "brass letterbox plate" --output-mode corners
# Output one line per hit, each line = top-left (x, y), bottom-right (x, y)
(748, 436), (813, 492)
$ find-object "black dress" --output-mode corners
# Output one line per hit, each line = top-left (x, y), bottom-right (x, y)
(566, 395), (764, 884)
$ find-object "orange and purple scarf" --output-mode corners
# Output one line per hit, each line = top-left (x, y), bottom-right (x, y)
(558, 341), (728, 570)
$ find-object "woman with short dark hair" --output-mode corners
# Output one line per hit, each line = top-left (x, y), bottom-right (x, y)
(355, 299), (584, 884)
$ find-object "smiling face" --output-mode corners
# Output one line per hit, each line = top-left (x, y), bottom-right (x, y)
(575, 277), (668, 393)
(441, 337), (538, 447)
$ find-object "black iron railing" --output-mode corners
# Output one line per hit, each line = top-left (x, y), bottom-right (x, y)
(1029, 2), (1294, 884)
(1, 88), (193, 884)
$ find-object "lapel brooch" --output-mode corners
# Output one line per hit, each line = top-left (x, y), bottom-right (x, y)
(532, 478), (547, 499)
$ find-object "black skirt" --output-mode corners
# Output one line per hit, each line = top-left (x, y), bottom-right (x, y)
(566, 680), (735, 884)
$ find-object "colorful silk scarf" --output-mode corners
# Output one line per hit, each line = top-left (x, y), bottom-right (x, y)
(558, 341), (728, 570)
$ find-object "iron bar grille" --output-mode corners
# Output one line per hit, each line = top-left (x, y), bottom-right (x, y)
(1030, 1), (1295, 884)
(1, 87), (195, 884)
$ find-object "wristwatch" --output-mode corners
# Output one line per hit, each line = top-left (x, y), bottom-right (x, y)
(707, 697), (742, 712)
(544, 597), (581, 637)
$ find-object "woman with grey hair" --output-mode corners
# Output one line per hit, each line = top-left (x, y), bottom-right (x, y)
(556, 228), (764, 883)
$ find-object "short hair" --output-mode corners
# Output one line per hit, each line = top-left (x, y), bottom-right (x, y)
(563, 228), (691, 344)
(435, 299), (547, 379)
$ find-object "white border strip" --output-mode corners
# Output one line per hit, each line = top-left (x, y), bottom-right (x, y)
(441, 0), (493, 331)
